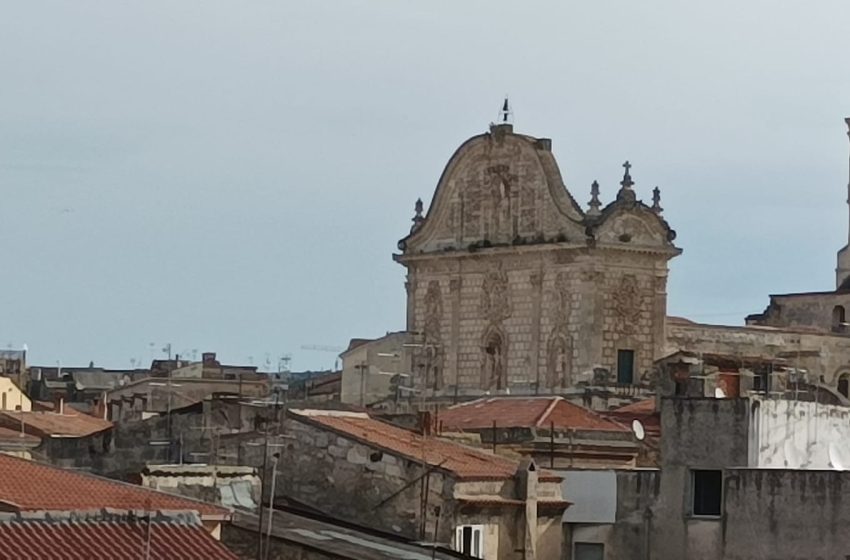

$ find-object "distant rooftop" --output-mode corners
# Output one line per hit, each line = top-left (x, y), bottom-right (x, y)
(0, 454), (228, 519)
(438, 396), (629, 433)
(0, 409), (112, 438)
(289, 409), (561, 482)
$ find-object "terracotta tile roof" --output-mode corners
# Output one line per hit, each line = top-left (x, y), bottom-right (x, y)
(438, 397), (628, 432)
(0, 454), (228, 519)
(0, 409), (112, 438)
(0, 519), (238, 560)
(0, 426), (40, 445)
(606, 399), (660, 437)
(290, 410), (560, 482)
(612, 399), (656, 415)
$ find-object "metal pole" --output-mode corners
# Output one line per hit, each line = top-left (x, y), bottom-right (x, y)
(264, 454), (279, 560)
(492, 420), (497, 454)
(431, 505), (441, 560)
(256, 430), (269, 560)
(550, 421), (555, 469)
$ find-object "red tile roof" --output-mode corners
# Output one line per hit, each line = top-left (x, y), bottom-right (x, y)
(0, 454), (228, 519)
(612, 399), (656, 415)
(438, 397), (628, 432)
(0, 519), (238, 560)
(0, 426), (40, 445)
(290, 410), (560, 482)
(0, 409), (112, 438)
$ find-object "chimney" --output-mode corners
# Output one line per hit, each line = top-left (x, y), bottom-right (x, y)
(418, 410), (433, 436)
(59, 397), (64, 415)
(516, 459), (539, 559)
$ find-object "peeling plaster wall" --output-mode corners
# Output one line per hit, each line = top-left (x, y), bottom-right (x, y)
(750, 398), (850, 469)
(722, 469), (850, 560)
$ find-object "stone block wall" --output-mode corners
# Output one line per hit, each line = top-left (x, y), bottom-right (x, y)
(407, 248), (666, 397)
(271, 417), (457, 543)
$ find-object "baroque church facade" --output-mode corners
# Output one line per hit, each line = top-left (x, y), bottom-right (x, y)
(394, 122), (680, 397)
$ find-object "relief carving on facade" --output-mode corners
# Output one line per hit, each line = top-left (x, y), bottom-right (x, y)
(484, 164), (518, 239)
(612, 274), (642, 334)
(546, 272), (573, 389)
(479, 267), (511, 323)
(422, 280), (444, 390)
(481, 325), (507, 391)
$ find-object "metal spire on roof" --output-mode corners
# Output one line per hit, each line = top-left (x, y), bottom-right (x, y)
(410, 198), (425, 233)
(499, 97), (512, 124)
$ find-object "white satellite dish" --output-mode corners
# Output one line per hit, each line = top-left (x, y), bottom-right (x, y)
(632, 419), (646, 441)
(714, 387), (727, 399)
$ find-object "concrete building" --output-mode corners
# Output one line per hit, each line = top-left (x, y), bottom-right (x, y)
(339, 332), (412, 406)
(0, 376), (31, 412)
(395, 122), (679, 400)
(221, 408), (569, 560)
(561, 394), (850, 560)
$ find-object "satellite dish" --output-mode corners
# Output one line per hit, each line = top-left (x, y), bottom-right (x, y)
(714, 387), (727, 399)
(632, 419), (646, 441)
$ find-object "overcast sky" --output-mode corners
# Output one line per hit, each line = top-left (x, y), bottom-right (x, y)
(2, 1), (849, 371)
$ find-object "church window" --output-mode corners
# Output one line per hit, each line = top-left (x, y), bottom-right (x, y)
(617, 350), (635, 384)
(833, 305), (847, 333)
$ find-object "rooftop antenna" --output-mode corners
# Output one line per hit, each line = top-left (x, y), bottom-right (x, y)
(499, 97), (512, 124)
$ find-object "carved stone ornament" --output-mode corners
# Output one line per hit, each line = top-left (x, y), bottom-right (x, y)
(612, 274), (642, 334)
(546, 330), (572, 389)
(551, 272), (571, 326)
(480, 267), (511, 323)
(423, 280), (443, 341)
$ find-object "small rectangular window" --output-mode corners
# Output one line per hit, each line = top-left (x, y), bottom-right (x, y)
(617, 349), (634, 384)
(454, 524), (484, 559)
(691, 469), (722, 517)
(574, 542), (604, 560)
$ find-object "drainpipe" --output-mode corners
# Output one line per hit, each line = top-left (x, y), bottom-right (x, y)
(643, 506), (653, 560)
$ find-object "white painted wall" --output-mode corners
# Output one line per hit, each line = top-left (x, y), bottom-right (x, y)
(749, 397), (850, 469)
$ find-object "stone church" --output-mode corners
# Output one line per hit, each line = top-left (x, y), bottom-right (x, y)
(394, 121), (680, 397)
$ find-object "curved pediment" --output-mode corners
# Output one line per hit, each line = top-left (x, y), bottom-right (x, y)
(399, 124), (586, 254)
(592, 202), (678, 253)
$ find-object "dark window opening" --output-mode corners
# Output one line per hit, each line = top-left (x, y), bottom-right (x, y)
(834, 305), (847, 333)
(839, 375), (850, 399)
(574, 543), (604, 560)
(691, 469), (722, 516)
(617, 350), (635, 384)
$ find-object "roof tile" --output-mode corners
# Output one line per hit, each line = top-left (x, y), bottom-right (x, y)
(0, 520), (238, 560)
(0, 454), (227, 518)
(439, 397), (628, 432)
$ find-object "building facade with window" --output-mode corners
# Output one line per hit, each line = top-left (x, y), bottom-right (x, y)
(394, 122), (680, 399)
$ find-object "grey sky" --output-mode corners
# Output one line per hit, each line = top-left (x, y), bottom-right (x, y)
(2, 1), (849, 371)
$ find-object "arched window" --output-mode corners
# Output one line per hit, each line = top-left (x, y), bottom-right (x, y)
(833, 305), (847, 332)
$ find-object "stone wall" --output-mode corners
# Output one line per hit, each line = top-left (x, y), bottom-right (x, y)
(666, 321), (850, 391)
(749, 292), (850, 333)
(406, 249), (667, 397)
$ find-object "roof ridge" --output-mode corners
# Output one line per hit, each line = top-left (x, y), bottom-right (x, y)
(535, 396), (564, 427)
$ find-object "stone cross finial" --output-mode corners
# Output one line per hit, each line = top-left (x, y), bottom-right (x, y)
(616, 160), (636, 203)
(410, 198), (425, 232)
(587, 180), (602, 217)
(652, 186), (663, 214)
(621, 160), (634, 187)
